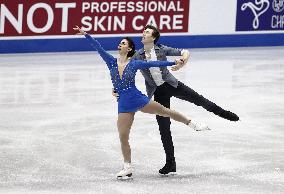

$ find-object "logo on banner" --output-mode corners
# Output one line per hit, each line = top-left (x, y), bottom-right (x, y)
(272, 0), (284, 12)
(0, 0), (190, 37)
(236, 0), (284, 31)
(241, 0), (270, 29)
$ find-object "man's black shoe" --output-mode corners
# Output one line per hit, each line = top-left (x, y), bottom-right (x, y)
(219, 110), (239, 121)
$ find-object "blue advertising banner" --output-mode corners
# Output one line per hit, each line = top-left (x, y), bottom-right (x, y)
(236, 0), (284, 31)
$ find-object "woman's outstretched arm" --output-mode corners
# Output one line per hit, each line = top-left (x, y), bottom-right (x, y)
(84, 34), (115, 63)
(73, 26), (115, 69)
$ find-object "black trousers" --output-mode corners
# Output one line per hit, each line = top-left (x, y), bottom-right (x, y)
(154, 81), (226, 161)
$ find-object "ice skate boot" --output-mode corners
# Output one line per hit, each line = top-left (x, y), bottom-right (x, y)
(219, 110), (239, 121)
(159, 159), (176, 176)
(116, 162), (133, 180)
(188, 120), (211, 131)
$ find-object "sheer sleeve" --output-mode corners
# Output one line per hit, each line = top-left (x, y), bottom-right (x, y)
(84, 34), (116, 69)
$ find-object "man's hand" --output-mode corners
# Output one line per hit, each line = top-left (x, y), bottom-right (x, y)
(172, 50), (190, 71)
(73, 25), (87, 35)
(112, 88), (119, 99)
(179, 50), (190, 65)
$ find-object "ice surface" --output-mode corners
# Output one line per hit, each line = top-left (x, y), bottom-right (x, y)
(0, 47), (283, 193)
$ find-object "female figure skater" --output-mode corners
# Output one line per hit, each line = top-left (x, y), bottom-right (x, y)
(73, 26), (209, 179)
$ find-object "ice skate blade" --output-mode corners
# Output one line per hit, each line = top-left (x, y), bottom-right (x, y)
(116, 173), (133, 180)
(159, 172), (177, 177)
(195, 127), (211, 131)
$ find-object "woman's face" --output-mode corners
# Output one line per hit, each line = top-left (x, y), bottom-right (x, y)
(118, 39), (131, 54)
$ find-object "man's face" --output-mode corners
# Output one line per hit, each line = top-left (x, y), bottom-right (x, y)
(142, 28), (155, 44)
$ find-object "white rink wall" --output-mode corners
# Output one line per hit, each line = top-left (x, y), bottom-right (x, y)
(190, 0), (238, 35)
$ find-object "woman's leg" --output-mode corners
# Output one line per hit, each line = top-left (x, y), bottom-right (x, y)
(140, 100), (210, 131)
(117, 112), (135, 163)
(140, 100), (190, 125)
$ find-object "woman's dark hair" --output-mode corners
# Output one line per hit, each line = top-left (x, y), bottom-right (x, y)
(123, 37), (136, 58)
(144, 25), (160, 44)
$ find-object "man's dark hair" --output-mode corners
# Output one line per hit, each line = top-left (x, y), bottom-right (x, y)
(144, 25), (160, 44)
(123, 37), (136, 58)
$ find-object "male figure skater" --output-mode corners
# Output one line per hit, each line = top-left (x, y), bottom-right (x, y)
(113, 25), (239, 175)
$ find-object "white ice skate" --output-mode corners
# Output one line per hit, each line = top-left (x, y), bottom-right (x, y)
(188, 120), (211, 131)
(116, 162), (133, 180)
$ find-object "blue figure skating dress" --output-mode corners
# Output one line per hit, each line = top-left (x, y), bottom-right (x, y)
(85, 34), (175, 113)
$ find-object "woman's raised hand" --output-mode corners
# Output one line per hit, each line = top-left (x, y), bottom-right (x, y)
(73, 25), (87, 35)
(171, 59), (184, 71)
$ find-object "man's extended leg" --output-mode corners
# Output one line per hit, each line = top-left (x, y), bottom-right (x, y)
(173, 81), (239, 121)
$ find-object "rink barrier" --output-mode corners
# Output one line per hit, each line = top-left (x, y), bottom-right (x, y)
(1, 33), (284, 53)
